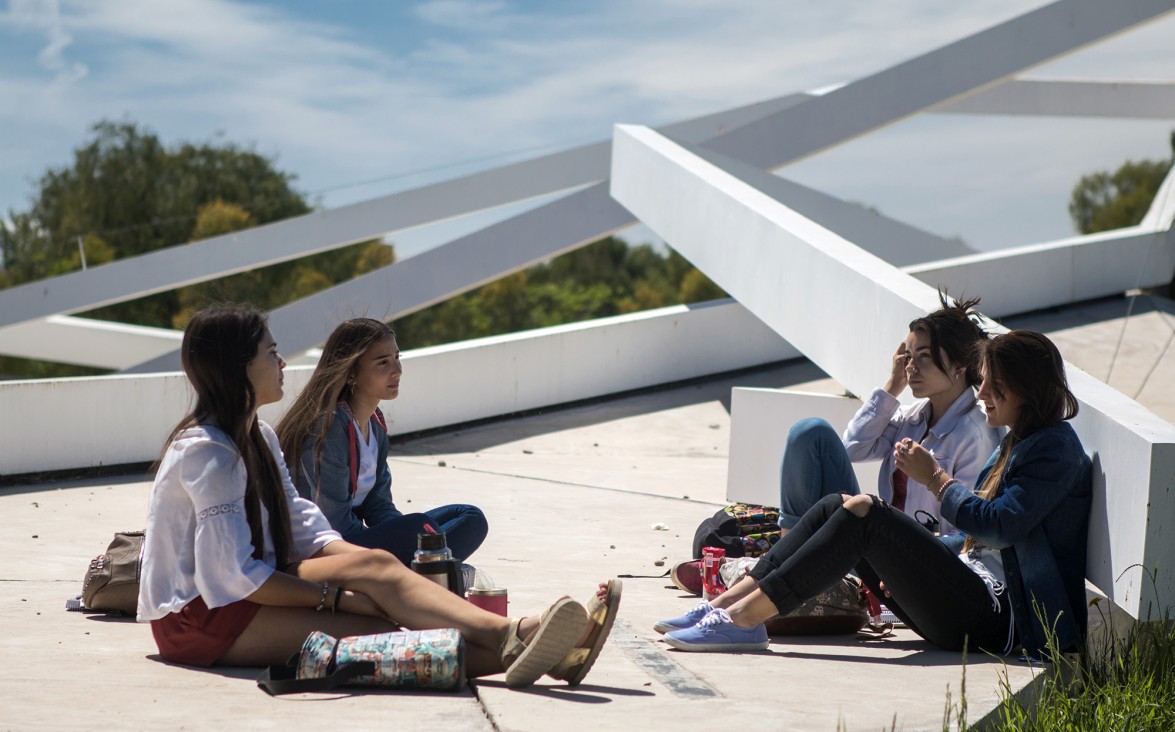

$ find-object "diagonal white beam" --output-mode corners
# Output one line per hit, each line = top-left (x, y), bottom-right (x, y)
(123, 165), (981, 373)
(704, 0), (1175, 169)
(123, 183), (632, 372)
(0, 316), (181, 370)
(610, 122), (1175, 621)
(0, 94), (812, 331)
(938, 79), (1175, 118)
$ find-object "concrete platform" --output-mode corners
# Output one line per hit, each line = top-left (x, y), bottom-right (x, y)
(1, 359), (1045, 732)
(9, 292), (1175, 731)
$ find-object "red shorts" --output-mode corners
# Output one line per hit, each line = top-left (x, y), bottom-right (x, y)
(151, 596), (263, 667)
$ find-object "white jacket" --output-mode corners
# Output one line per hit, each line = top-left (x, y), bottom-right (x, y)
(843, 388), (1002, 534)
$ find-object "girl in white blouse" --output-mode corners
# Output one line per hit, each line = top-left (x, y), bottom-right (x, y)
(137, 305), (617, 688)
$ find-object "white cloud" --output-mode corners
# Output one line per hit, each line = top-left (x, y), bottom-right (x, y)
(1, 0), (1172, 254)
(5, 0), (89, 83)
(414, 0), (514, 32)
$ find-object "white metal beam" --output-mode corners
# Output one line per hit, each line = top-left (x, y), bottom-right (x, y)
(0, 316), (181, 370)
(938, 79), (1175, 119)
(703, 0), (1175, 169)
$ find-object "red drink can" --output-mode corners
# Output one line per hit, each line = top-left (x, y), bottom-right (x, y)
(466, 587), (508, 616)
(702, 547), (726, 601)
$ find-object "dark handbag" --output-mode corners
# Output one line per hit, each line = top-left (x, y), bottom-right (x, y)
(259, 628), (466, 695)
(80, 531), (145, 616)
(764, 574), (869, 635)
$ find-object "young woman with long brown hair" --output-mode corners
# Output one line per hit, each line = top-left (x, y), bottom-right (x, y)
(277, 318), (487, 565)
(137, 305), (617, 687)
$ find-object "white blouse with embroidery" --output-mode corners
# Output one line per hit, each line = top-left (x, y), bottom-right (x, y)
(137, 421), (341, 622)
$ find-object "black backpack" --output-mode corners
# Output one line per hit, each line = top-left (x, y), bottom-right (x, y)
(691, 503), (781, 558)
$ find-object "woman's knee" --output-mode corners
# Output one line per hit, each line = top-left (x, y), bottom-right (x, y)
(841, 494), (875, 518)
(350, 547), (407, 578)
(786, 418), (838, 450)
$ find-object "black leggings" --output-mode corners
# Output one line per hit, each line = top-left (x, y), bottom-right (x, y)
(748, 494), (1012, 653)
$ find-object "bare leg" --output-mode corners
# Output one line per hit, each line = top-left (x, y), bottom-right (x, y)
(292, 548), (531, 659)
(223, 606), (507, 676)
(220, 606), (394, 666)
(708, 575), (760, 610)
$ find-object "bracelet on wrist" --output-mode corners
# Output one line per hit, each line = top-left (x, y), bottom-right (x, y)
(928, 467), (947, 491)
(315, 580), (330, 612)
(333, 586), (344, 615)
(936, 478), (959, 501)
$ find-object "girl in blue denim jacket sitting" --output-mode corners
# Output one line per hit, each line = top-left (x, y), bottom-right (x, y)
(277, 318), (487, 565)
(657, 330), (1092, 660)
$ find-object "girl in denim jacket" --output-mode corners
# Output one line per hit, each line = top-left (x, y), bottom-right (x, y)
(659, 330), (1091, 659)
(278, 318), (487, 564)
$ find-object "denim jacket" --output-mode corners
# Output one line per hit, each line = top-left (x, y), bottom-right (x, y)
(291, 404), (402, 540)
(940, 421), (1092, 657)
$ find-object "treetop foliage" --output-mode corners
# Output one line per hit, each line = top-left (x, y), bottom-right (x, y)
(1069, 130), (1174, 235)
(0, 120), (310, 285)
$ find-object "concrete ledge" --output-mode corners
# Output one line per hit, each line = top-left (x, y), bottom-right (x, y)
(0, 299), (795, 477)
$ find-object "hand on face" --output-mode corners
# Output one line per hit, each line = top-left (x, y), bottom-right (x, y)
(893, 438), (939, 484)
(883, 341), (909, 397)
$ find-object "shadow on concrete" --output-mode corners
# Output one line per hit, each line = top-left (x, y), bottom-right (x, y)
(473, 677), (657, 703)
(0, 470), (152, 496)
(393, 359), (829, 456)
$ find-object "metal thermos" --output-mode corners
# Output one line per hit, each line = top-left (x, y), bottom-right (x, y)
(411, 531), (464, 596)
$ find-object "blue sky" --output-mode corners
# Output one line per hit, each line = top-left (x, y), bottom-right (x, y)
(2, 0), (1174, 260)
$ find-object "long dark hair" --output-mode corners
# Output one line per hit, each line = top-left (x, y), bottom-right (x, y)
(908, 291), (988, 386)
(964, 329), (1078, 553)
(164, 305), (292, 568)
(277, 318), (395, 491)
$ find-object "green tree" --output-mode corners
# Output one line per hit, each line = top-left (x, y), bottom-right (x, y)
(0, 120), (394, 376)
(392, 236), (728, 349)
(1, 120), (310, 285)
(1069, 132), (1173, 235)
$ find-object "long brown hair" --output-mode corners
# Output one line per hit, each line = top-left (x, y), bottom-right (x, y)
(163, 305), (292, 568)
(277, 318), (396, 490)
(963, 330), (1078, 553)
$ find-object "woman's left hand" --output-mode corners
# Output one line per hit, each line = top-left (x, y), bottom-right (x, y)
(893, 438), (939, 485)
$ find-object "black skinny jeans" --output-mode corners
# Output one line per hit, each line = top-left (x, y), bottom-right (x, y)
(748, 494), (1012, 653)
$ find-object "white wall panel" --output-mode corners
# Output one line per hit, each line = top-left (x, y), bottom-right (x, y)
(727, 389), (880, 507)
(0, 300), (795, 477)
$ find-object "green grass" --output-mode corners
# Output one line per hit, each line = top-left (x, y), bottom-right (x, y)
(950, 598), (1175, 731)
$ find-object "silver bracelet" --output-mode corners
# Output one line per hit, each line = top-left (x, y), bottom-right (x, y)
(315, 580), (330, 612)
(936, 478), (959, 501)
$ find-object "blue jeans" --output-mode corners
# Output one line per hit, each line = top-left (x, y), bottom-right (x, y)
(349, 504), (489, 565)
(778, 418), (860, 529)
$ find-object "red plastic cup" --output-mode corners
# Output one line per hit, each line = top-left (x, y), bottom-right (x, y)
(466, 587), (508, 616)
(702, 547), (726, 601)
